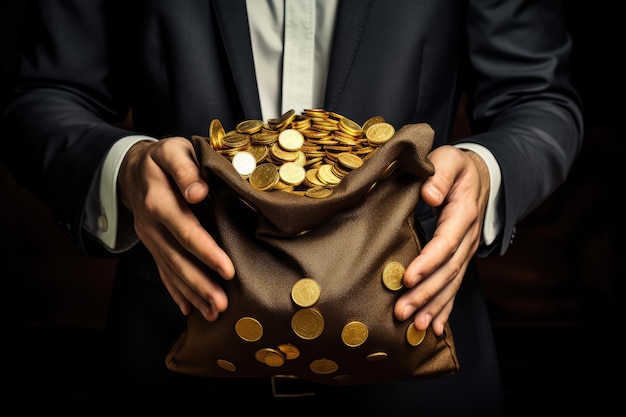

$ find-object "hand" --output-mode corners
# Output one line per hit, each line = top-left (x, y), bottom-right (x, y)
(394, 145), (490, 336)
(118, 136), (235, 321)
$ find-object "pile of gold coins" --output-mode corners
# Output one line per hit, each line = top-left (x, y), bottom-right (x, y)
(202, 109), (396, 198)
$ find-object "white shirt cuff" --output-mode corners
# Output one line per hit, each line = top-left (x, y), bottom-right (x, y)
(94, 135), (157, 251)
(454, 142), (502, 246)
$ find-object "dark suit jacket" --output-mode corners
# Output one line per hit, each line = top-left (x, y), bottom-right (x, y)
(0, 0), (582, 409)
(1, 0), (583, 256)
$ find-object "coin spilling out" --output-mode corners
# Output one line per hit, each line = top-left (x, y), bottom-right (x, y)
(341, 321), (369, 347)
(277, 343), (301, 360)
(235, 316), (264, 342)
(406, 323), (427, 346)
(309, 358), (339, 375)
(382, 261), (406, 291)
(291, 308), (324, 340)
(291, 278), (321, 308)
(254, 348), (285, 367)
(200, 109), (396, 197)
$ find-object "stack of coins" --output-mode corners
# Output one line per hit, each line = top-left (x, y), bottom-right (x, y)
(199, 109), (396, 198)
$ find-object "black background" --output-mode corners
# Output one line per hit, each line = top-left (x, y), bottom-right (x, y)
(1, 1), (622, 413)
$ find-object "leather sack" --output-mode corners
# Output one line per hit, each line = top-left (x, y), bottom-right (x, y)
(165, 123), (459, 385)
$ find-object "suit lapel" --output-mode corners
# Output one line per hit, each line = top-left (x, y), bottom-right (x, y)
(324, 0), (374, 109)
(212, 0), (262, 119)
(211, 0), (373, 118)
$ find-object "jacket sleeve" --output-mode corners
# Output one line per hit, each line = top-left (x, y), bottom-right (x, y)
(0, 0), (134, 254)
(462, 0), (584, 255)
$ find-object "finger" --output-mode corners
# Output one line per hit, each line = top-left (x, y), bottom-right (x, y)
(146, 138), (236, 280)
(428, 298), (455, 336)
(155, 193), (236, 281)
(420, 145), (463, 207)
(404, 215), (467, 288)
(160, 263), (226, 322)
(157, 264), (194, 316)
(395, 255), (466, 330)
(152, 137), (209, 204)
(395, 252), (463, 322)
(405, 182), (479, 286)
(411, 259), (465, 330)
(137, 155), (236, 282)
(396, 225), (474, 319)
(144, 225), (229, 318)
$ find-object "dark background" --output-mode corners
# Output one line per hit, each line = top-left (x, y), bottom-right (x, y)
(1, 1), (622, 413)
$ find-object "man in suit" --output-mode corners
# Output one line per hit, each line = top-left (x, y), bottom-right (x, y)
(0, 0), (582, 414)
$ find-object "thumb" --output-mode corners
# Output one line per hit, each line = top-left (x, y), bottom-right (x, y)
(184, 180), (209, 203)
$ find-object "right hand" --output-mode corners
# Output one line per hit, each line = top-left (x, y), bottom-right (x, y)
(394, 146), (490, 336)
(117, 136), (235, 321)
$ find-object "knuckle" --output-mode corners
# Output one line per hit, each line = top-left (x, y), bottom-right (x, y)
(173, 161), (197, 182)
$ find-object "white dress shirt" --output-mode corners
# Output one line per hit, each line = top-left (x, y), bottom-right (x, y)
(87, 0), (501, 252)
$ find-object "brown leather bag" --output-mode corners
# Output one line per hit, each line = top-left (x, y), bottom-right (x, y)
(165, 123), (459, 385)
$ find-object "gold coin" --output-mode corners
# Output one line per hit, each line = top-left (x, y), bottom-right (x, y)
(291, 308), (324, 340)
(336, 152), (364, 170)
(317, 164), (341, 185)
(277, 343), (301, 360)
(236, 119), (263, 134)
(303, 108), (328, 118)
(309, 358), (339, 375)
(249, 163), (280, 191)
(251, 131), (278, 145)
(235, 316), (263, 342)
(382, 261), (405, 291)
(380, 160), (398, 179)
(334, 131), (360, 145)
(291, 278), (321, 307)
(255, 347), (274, 363)
(274, 181), (293, 191)
(406, 324), (426, 346)
(278, 128), (305, 151)
(304, 168), (325, 187)
(209, 118), (225, 149)
(269, 108), (296, 130)
(366, 122), (395, 145)
(216, 359), (236, 371)
(341, 321), (369, 347)
(222, 131), (251, 148)
(293, 150), (307, 166)
(248, 144), (269, 163)
(365, 351), (389, 361)
(338, 116), (362, 136)
(261, 349), (286, 367)
(305, 185), (333, 199)
(362, 115), (386, 135)
(270, 142), (299, 162)
(231, 151), (257, 176)
(279, 161), (306, 186)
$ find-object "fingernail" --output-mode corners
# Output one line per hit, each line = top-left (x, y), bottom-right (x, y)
(402, 305), (416, 321)
(427, 186), (442, 201)
(186, 181), (207, 200)
(185, 182), (199, 199)
(423, 314), (432, 328)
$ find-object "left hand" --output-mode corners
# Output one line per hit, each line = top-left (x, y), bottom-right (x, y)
(117, 137), (235, 321)
(393, 145), (491, 336)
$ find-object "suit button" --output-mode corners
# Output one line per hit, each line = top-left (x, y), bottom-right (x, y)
(97, 214), (108, 232)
